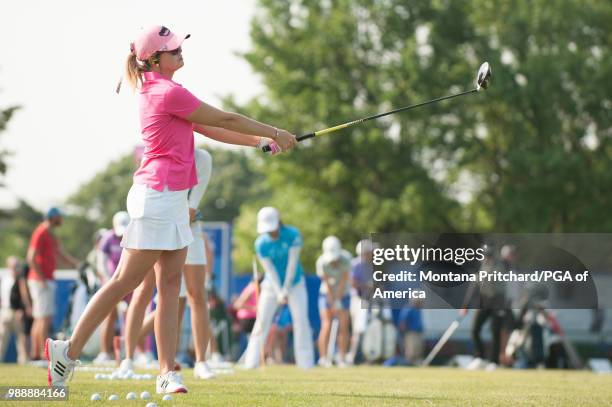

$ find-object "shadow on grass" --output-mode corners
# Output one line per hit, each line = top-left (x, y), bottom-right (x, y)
(244, 390), (448, 403)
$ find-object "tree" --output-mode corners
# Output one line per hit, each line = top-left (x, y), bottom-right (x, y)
(198, 147), (272, 222)
(0, 200), (41, 262)
(229, 0), (611, 271)
(0, 104), (20, 187)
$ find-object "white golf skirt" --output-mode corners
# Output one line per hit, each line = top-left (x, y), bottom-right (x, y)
(185, 221), (207, 266)
(121, 183), (193, 250)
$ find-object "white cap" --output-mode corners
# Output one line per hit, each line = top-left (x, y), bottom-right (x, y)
(257, 207), (280, 234)
(501, 244), (516, 259)
(356, 239), (373, 256)
(112, 211), (130, 237)
(322, 236), (342, 262)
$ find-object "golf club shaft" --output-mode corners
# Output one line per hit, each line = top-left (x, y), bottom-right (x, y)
(327, 317), (339, 361)
(262, 88), (478, 152)
(422, 316), (464, 367)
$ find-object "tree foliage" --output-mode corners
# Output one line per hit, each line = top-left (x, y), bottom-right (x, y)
(0, 104), (20, 187)
(0, 200), (41, 262)
(230, 0), (611, 270)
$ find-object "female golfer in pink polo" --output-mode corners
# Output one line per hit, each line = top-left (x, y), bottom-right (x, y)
(45, 24), (296, 394)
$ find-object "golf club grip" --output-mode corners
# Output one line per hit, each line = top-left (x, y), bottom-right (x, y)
(260, 132), (315, 152)
(297, 132), (316, 141)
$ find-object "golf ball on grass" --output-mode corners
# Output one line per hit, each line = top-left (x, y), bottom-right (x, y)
(108, 394), (119, 401)
(162, 394), (173, 401)
(146, 403), (158, 407)
(126, 391), (137, 400)
(90, 393), (101, 401)
(140, 391), (151, 400)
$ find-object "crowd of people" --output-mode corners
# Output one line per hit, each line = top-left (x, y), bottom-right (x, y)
(0, 207), (78, 365)
(1, 208), (603, 388)
(0, 204), (428, 372)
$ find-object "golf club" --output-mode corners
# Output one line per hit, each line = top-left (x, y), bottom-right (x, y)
(262, 61), (491, 152)
(421, 315), (466, 367)
(327, 316), (339, 363)
(252, 256), (266, 368)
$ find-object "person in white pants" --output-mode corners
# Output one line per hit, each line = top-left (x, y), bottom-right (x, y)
(242, 207), (314, 369)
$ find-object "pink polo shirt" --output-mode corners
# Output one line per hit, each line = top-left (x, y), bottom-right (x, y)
(133, 71), (201, 191)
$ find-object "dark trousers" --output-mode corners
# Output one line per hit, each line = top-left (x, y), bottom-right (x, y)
(471, 308), (503, 363)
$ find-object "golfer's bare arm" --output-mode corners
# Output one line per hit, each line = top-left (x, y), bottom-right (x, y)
(26, 247), (45, 282)
(335, 269), (349, 301)
(187, 102), (277, 142)
(193, 124), (261, 147)
(56, 246), (79, 268)
(233, 284), (255, 309)
(322, 276), (334, 303)
(18, 279), (32, 311)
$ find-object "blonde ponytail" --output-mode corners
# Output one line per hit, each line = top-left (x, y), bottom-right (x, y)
(117, 53), (152, 93)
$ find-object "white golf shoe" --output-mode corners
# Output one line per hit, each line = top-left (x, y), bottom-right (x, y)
(93, 352), (114, 366)
(317, 357), (332, 368)
(45, 339), (80, 387)
(134, 351), (155, 368)
(156, 371), (187, 394)
(194, 361), (216, 380)
(466, 357), (486, 370)
(117, 358), (135, 376)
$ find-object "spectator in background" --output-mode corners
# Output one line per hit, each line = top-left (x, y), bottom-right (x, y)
(397, 299), (424, 365)
(86, 228), (108, 292)
(93, 211), (130, 365)
(233, 272), (263, 337)
(347, 239), (373, 365)
(461, 244), (507, 370)
(265, 304), (293, 364)
(316, 236), (352, 367)
(208, 288), (232, 361)
(0, 257), (32, 363)
(26, 207), (79, 360)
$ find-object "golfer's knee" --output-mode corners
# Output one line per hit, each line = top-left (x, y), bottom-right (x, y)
(113, 273), (144, 293)
(187, 287), (204, 305)
(134, 279), (153, 297)
(160, 270), (182, 288)
(158, 281), (181, 299)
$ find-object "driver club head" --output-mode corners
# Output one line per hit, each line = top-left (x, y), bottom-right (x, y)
(476, 61), (492, 91)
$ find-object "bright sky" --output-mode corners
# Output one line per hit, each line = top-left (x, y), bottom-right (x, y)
(0, 0), (260, 210)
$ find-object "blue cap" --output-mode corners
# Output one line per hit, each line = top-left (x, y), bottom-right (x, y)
(45, 207), (63, 219)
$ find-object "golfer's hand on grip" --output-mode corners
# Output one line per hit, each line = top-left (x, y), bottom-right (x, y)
(274, 129), (297, 151)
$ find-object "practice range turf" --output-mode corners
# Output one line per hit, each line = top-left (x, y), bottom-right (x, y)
(0, 364), (611, 406)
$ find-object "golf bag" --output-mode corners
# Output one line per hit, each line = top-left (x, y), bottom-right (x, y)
(58, 261), (102, 357)
(58, 261), (97, 336)
(361, 307), (397, 362)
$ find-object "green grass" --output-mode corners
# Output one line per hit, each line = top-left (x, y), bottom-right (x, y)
(1, 364), (611, 406)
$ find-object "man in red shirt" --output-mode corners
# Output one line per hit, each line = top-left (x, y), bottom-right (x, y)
(26, 208), (79, 360)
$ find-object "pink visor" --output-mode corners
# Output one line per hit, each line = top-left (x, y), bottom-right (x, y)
(131, 25), (190, 61)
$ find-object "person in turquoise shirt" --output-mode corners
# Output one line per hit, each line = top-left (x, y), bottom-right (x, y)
(242, 207), (314, 369)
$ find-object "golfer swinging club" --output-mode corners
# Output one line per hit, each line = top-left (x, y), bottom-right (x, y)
(242, 207), (314, 369)
(316, 236), (352, 367)
(45, 24), (297, 394)
(117, 148), (216, 379)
